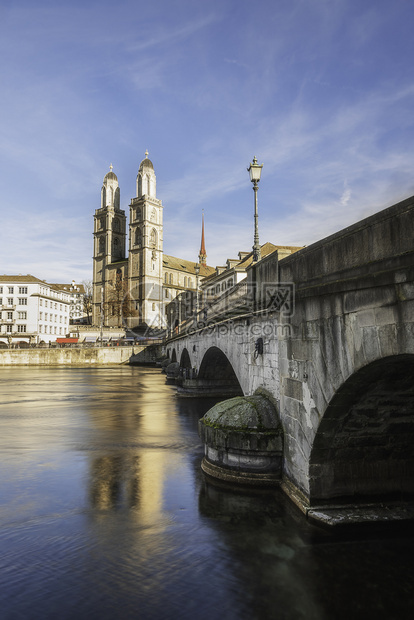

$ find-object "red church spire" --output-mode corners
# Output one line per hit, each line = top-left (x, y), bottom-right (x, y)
(199, 211), (207, 266)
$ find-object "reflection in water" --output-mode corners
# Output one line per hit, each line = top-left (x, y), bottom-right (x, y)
(90, 455), (141, 510)
(0, 367), (413, 620)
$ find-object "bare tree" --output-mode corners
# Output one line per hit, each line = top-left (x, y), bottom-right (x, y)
(82, 279), (93, 325)
(104, 272), (137, 327)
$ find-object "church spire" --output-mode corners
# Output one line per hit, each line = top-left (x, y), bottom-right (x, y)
(198, 210), (207, 266)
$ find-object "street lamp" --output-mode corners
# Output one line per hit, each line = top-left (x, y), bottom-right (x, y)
(247, 156), (263, 262)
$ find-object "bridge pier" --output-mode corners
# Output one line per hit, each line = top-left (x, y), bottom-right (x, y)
(199, 389), (283, 486)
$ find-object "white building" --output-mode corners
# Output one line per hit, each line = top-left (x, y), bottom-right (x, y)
(0, 275), (71, 346)
(54, 281), (86, 323)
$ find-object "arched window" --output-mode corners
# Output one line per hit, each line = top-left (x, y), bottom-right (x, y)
(164, 273), (168, 283)
(169, 273), (173, 284)
(150, 209), (156, 222)
(188, 278), (192, 288)
(135, 227), (142, 246)
(150, 228), (157, 247)
(113, 237), (121, 256)
(99, 237), (105, 253)
(114, 187), (120, 209)
(113, 218), (120, 232)
(135, 207), (141, 220)
(184, 277), (187, 287)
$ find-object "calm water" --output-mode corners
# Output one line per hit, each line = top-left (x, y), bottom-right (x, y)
(0, 367), (413, 620)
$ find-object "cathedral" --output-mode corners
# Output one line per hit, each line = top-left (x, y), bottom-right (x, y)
(92, 152), (214, 331)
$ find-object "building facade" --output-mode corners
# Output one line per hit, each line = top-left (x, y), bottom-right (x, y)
(54, 281), (87, 323)
(92, 153), (214, 331)
(0, 275), (71, 346)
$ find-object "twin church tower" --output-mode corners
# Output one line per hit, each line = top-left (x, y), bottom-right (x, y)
(92, 152), (212, 330)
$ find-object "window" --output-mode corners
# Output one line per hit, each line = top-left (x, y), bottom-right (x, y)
(45, 301), (48, 307)
(54, 327), (57, 334)
(164, 273), (168, 283)
(7, 312), (13, 320)
(45, 313), (48, 321)
(40, 299), (43, 306)
(150, 228), (157, 247)
(169, 273), (173, 284)
(184, 277), (187, 287)
(17, 325), (26, 333)
(39, 325), (42, 333)
(8, 287), (13, 294)
(39, 312), (43, 320)
(165, 289), (169, 298)
(60, 304), (62, 311)
(18, 287), (28, 294)
(0, 287), (2, 294)
(0, 298), (2, 306)
(135, 227), (141, 246)
(6, 325), (12, 332)
(18, 298), (28, 305)
(152, 303), (156, 311)
(99, 237), (105, 253)
(18, 312), (27, 319)
(7, 298), (13, 306)
(188, 279), (192, 288)
(113, 218), (120, 232)
(135, 207), (141, 220)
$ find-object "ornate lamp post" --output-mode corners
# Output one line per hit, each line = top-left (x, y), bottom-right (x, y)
(247, 156), (263, 262)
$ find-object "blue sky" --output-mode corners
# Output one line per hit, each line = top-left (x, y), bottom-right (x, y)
(1, 0), (414, 283)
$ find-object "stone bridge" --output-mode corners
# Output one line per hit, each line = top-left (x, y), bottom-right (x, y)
(165, 195), (414, 522)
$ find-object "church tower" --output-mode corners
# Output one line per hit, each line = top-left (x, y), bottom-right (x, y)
(92, 165), (127, 326)
(128, 152), (164, 329)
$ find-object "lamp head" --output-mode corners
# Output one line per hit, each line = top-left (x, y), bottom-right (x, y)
(247, 156), (263, 183)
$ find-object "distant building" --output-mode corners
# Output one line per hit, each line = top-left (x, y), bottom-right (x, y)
(166, 243), (303, 334)
(0, 275), (71, 346)
(92, 154), (214, 331)
(54, 281), (87, 323)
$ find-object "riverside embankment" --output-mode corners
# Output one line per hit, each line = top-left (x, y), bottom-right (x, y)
(0, 345), (162, 366)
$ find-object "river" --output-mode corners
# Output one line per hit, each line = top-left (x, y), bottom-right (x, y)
(0, 366), (413, 619)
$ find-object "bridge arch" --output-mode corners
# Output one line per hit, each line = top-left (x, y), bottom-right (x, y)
(309, 354), (414, 502)
(179, 348), (192, 370)
(198, 346), (243, 395)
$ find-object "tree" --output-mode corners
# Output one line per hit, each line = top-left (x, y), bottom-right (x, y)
(104, 271), (137, 328)
(82, 279), (93, 325)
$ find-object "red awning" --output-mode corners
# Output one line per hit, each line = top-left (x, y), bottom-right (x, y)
(56, 338), (78, 344)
